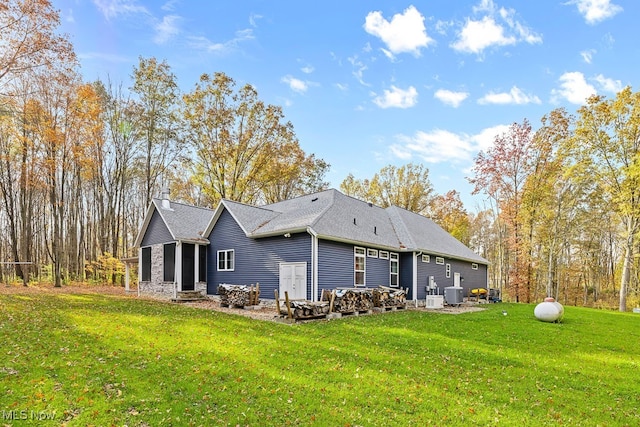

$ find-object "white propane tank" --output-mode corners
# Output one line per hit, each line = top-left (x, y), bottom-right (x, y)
(534, 297), (564, 322)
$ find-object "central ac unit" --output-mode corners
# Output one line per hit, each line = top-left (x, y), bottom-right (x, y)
(426, 295), (444, 309)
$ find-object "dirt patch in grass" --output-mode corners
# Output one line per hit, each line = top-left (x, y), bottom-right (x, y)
(181, 297), (487, 321)
(0, 282), (135, 296)
(0, 283), (486, 321)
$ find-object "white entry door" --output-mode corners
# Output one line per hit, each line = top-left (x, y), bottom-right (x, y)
(279, 262), (307, 300)
(454, 272), (461, 287)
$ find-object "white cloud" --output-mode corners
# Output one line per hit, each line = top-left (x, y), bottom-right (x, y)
(390, 124), (510, 164)
(452, 16), (515, 54)
(372, 85), (418, 109)
(551, 72), (597, 104)
(154, 15), (181, 44)
(249, 13), (263, 27)
(187, 29), (254, 54)
(472, 124), (511, 152)
(161, 0), (179, 12)
(92, 0), (148, 20)
(568, 0), (623, 25)
(451, 0), (541, 55)
(281, 75), (317, 94)
(593, 74), (622, 93)
(580, 49), (596, 63)
(478, 86), (541, 105)
(348, 55), (369, 86)
(434, 89), (469, 107)
(301, 65), (314, 74)
(364, 5), (434, 57)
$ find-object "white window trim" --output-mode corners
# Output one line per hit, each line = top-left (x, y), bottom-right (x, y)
(422, 254), (430, 263)
(436, 256), (445, 265)
(379, 251), (389, 260)
(446, 263), (451, 278)
(472, 263), (478, 270)
(217, 249), (235, 271)
(390, 252), (399, 287)
(367, 248), (378, 258)
(354, 247), (366, 286)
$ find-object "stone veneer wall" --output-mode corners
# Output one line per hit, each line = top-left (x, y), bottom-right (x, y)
(138, 243), (209, 299)
(139, 243), (176, 298)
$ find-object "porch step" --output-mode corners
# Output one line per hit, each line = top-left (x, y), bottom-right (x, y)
(171, 290), (207, 302)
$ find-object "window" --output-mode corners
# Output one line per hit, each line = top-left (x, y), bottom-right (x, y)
(367, 248), (378, 258)
(164, 243), (176, 282)
(446, 263), (451, 278)
(141, 247), (151, 282)
(390, 253), (399, 287)
(217, 249), (234, 271)
(379, 251), (389, 260)
(436, 256), (445, 265)
(199, 246), (207, 281)
(472, 263), (478, 270)
(354, 247), (366, 286)
(422, 254), (430, 263)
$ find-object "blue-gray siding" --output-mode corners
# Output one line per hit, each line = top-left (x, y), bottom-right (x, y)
(208, 209), (312, 297)
(414, 254), (488, 300)
(141, 210), (174, 246)
(399, 253), (414, 297)
(204, 208), (488, 301)
(317, 240), (399, 298)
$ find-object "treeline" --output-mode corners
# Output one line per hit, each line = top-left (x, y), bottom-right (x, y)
(0, 1), (328, 287)
(467, 92), (640, 311)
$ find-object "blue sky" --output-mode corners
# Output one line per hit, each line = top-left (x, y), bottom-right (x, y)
(53, 0), (637, 210)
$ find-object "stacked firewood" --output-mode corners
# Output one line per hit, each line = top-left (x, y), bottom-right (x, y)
(332, 288), (374, 313)
(372, 286), (407, 308)
(279, 300), (331, 318)
(218, 283), (260, 307)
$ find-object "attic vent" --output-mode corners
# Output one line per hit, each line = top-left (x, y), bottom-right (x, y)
(311, 197), (318, 202)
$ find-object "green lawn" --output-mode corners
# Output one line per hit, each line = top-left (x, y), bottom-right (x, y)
(1, 288), (639, 426)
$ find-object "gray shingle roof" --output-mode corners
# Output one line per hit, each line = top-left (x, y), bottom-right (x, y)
(220, 189), (488, 264)
(152, 198), (214, 242)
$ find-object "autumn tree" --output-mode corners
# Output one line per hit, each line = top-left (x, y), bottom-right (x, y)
(469, 120), (536, 302)
(0, 0), (75, 91)
(182, 72), (327, 206)
(0, 0), (75, 285)
(91, 79), (142, 261)
(131, 57), (182, 207)
(0, 92), (43, 285)
(568, 87), (640, 311)
(340, 163), (434, 214)
(430, 190), (471, 244)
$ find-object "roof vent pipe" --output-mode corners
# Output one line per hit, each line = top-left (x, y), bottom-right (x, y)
(353, 218), (357, 225)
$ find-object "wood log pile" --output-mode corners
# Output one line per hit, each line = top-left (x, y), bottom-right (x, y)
(372, 286), (407, 308)
(332, 288), (374, 313)
(277, 286), (407, 320)
(279, 300), (331, 318)
(218, 283), (260, 307)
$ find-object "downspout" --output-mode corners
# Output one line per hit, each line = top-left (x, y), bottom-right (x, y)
(307, 227), (318, 302)
(413, 252), (421, 308)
